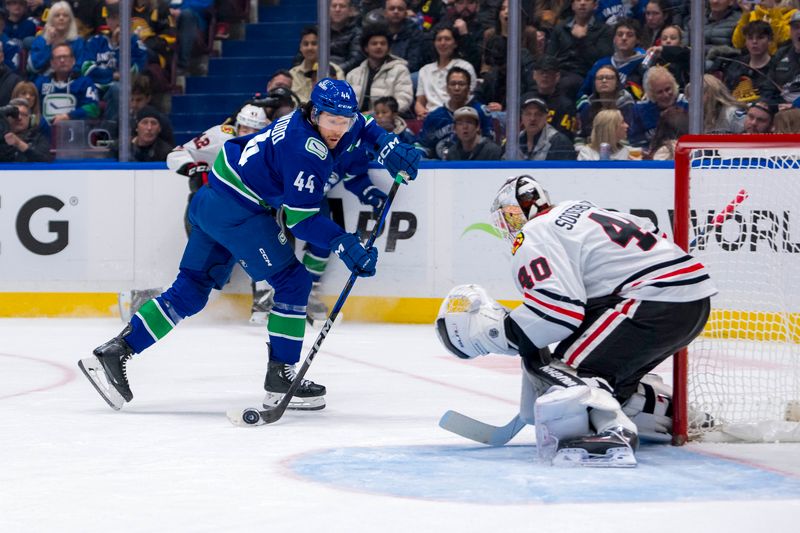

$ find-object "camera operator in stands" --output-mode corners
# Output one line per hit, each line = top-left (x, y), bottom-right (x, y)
(0, 97), (52, 162)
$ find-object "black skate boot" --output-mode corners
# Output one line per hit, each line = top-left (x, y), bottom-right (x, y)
(263, 361), (326, 411)
(553, 426), (639, 468)
(78, 325), (135, 410)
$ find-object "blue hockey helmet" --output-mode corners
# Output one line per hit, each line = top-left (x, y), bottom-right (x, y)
(310, 78), (359, 118)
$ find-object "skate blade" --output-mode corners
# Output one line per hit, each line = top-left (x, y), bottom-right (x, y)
(551, 446), (637, 468)
(263, 391), (326, 411)
(78, 356), (126, 411)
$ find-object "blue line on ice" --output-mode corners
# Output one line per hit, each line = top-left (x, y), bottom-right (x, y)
(288, 444), (800, 504)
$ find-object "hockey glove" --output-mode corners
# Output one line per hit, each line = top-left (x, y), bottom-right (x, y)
(176, 161), (211, 190)
(331, 233), (378, 277)
(375, 132), (420, 182)
(358, 185), (388, 216)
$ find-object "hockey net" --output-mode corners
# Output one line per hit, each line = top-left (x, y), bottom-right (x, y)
(672, 134), (800, 444)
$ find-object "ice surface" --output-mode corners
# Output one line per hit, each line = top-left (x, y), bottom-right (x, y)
(1, 318), (799, 533)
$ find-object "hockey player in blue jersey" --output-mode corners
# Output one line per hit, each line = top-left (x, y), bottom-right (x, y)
(78, 78), (420, 412)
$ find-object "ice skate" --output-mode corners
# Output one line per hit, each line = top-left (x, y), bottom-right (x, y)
(263, 361), (326, 410)
(249, 281), (275, 325)
(552, 426), (639, 468)
(78, 326), (135, 410)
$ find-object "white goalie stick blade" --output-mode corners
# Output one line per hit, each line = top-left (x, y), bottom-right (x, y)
(438, 410), (526, 446)
(78, 355), (126, 411)
(551, 445), (637, 468)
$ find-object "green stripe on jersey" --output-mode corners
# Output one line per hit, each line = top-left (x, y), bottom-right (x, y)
(303, 252), (329, 275)
(212, 151), (268, 207)
(268, 312), (306, 340)
(136, 299), (174, 340)
(284, 205), (319, 228)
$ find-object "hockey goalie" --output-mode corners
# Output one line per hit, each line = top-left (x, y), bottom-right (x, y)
(435, 175), (717, 467)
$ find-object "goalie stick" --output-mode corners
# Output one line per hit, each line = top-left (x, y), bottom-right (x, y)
(689, 188), (749, 249)
(227, 172), (407, 427)
(438, 410), (526, 446)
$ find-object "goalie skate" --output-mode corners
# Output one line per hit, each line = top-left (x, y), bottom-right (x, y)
(551, 428), (639, 468)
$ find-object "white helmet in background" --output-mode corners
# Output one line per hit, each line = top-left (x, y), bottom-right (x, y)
(236, 104), (268, 132)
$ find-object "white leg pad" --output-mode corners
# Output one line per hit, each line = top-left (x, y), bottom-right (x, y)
(534, 385), (592, 461)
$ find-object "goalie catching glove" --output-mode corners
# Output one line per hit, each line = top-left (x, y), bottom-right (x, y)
(435, 284), (518, 359)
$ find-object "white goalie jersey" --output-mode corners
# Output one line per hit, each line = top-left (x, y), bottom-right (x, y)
(508, 200), (717, 349)
(166, 123), (237, 173)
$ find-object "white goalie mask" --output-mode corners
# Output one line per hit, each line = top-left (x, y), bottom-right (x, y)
(236, 104), (269, 132)
(490, 175), (551, 242)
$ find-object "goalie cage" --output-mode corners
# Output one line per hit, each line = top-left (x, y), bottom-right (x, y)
(673, 134), (800, 444)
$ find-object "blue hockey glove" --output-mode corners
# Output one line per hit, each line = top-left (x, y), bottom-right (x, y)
(358, 185), (388, 216)
(331, 233), (378, 277)
(375, 132), (420, 182)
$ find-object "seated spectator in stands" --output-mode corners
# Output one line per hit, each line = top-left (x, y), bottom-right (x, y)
(648, 105), (688, 160)
(131, 105), (171, 162)
(576, 64), (635, 145)
(0, 11), (21, 71)
(545, 0), (614, 99)
(427, 0), (490, 73)
(26, 0), (48, 24)
(579, 18), (647, 100)
(373, 95), (417, 144)
(479, 0), (539, 75)
(442, 105), (503, 160)
(73, 0), (105, 37)
(11, 81), (43, 131)
(628, 65), (687, 147)
(773, 107), (800, 132)
(645, 24), (690, 90)
(697, 73), (746, 133)
(596, 0), (644, 26)
(0, 45), (22, 106)
(508, 94), (576, 160)
(0, 97), (52, 162)
(718, 20), (774, 103)
(385, 0), (424, 73)
(415, 25), (476, 119)
(130, 74), (174, 145)
(525, 55), (577, 139)
(346, 25), (413, 114)
(267, 69), (293, 92)
(640, 0), (672, 48)
(577, 109), (633, 160)
(290, 27), (345, 104)
(764, 11), (800, 106)
(684, 0), (738, 55)
(28, 1), (86, 77)
(82, 3), (148, 121)
(330, 0), (364, 74)
(169, 0), (213, 76)
(410, 0), (447, 31)
(4, 0), (38, 46)
(418, 66), (492, 159)
(35, 43), (100, 125)
(132, 0), (177, 98)
(743, 98), (776, 133)
(732, 0), (797, 56)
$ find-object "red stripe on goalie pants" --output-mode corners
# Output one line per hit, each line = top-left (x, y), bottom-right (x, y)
(524, 292), (584, 321)
(565, 309), (623, 367)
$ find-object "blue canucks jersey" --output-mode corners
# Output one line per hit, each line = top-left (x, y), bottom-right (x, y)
(209, 109), (386, 248)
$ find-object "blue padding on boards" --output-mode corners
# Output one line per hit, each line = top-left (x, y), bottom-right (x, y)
(288, 444), (800, 504)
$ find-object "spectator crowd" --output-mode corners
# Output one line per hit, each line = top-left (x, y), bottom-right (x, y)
(1, 0), (799, 163)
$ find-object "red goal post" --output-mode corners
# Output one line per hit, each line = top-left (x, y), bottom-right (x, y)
(672, 134), (800, 445)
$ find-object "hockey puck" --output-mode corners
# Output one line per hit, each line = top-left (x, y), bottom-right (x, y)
(242, 409), (262, 425)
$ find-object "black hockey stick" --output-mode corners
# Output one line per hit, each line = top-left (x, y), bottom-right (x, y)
(228, 172), (407, 426)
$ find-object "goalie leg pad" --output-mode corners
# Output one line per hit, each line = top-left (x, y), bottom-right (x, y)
(534, 385), (592, 462)
(622, 374), (673, 443)
(435, 284), (517, 359)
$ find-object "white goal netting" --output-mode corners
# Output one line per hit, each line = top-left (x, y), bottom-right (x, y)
(683, 145), (800, 442)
